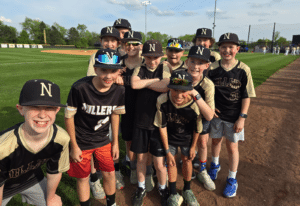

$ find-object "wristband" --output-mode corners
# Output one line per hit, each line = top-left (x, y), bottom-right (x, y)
(193, 94), (201, 101)
(165, 149), (170, 154)
(240, 113), (248, 118)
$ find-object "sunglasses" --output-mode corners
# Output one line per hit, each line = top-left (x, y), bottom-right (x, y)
(168, 48), (182, 53)
(172, 78), (189, 86)
(126, 42), (141, 47)
(167, 42), (183, 49)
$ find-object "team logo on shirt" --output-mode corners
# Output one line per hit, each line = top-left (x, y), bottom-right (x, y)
(166, 113), (189, 125)
(40, 82), (52, 97)
(82, 103), (117, 115)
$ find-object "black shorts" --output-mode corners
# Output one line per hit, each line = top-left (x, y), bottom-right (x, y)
(149, 134), (166, 157)
(200, 119), (211, 135)
(120, 117), (134, 141)
(130, 127), (160, 154)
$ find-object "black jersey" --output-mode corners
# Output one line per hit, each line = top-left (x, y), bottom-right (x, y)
(164, 59), (187, 71)
(0, 123), (70, 199)
(65, 76), (125, 150)
(208, 60), (256, 123)
(132, 63), (171, 130)
(154, 92), (202, 147)
(193, 75), (215, 111)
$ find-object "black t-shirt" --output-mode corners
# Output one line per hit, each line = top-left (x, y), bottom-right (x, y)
(65, 76), (125, 150)
(0, 123), (70, 198)
(154, 92), (202, 147)
(208, 60), (256, 123)
(132, 64), (171, 130)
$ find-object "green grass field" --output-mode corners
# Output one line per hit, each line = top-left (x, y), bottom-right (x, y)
(0, 48), (299, 205)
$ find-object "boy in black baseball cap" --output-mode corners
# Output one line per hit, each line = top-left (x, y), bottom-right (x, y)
(165, 38), (187, 71)
(0, 79), (70, 206)
(113, 18), (131, 39)
(207, 33), (256, 198)
(130, 39), (171, 206)
(193, 28), (221, 63)
(153, 69), (212, 206)
(65, 49), (125, 206)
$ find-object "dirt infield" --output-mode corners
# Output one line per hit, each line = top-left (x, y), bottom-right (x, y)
(86, 57), (300, 206)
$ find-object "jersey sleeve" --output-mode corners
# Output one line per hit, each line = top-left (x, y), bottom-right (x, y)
(240, 63), (256, 98)
(65, 86), (79, 118)
(47, 126), (70, 174)
(202, 78), (215, 111)
(113, 86), (126, 115)
(162, 63), (171, 79)
(154, 94), (168, 128)
(87, 53), (96, 76)
(132, 66), (143, 79)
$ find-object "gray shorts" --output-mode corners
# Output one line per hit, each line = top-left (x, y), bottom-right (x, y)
(169, 144), (191, 157)
(2, 178), (47, 206)
(210, 118), (244, 143)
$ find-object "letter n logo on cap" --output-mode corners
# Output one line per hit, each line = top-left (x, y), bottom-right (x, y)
(116, 19), (122, 25)
(149, 44), (155, 52)
(178, 74), (185, 79)
(129, 31), (134, 38)
(196, 46), (204, 55)
(224, 33), (231, 40)
(106, 27), (113, 33)
(106, 52), (114, 59)
(40, 82), (52, 97)
(201, 29), (207, 35)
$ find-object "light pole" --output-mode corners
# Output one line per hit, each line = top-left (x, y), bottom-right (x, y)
(142, 1), (151, 41)
(213, 0), (217, 38)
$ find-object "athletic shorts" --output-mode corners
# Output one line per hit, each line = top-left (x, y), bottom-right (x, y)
(2, 178), (47, 206)
(131, 127), (159, 154)
(68, 143), (115, 178)
(121, 117), (134, 142)
(200, 119), (211, 135)
(210, 118), (244, 143)
(169, 144), (191, 157)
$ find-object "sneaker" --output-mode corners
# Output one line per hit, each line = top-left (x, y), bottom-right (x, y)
(191, 170), (196, 180)
(223, 178), (238, 198)
(130, 169), (138, 185)
(192, 158), (200, 169)
(115, 171), (125, 190)
(208, 162), (221, 181)
(132, 187), (146, 206)
(197, 169), (216, 191)
(90, 179), (106, 199)
(145, 173), (155, 192)
(182, 190), (200, 206)
(158, 187), (169, 206)
(167, 193), (183, 206)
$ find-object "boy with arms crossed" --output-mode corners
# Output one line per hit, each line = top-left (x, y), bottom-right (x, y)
(0, 79), (70, 206)
(65, 49), (125, 206)
(154, 70), (213, 206)
(207, 33), (256, 198)
(130, 40), (171, 206)
(185, 46), (216, 191)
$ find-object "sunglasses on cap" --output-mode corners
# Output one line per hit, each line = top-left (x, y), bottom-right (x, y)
(167, 42), (183, 49)
(96, 54), (120, 64)
(172, 78), (189, 86)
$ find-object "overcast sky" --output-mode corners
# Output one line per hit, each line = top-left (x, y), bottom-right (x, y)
(1, 0), (299, 41)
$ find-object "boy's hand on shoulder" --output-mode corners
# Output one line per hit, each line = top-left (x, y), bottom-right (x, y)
(70, 146), (83, 163)
(188, 89), (199, 98)
(166, 153), (176, 167)
(111, 143), (119, 160)
(234, 117), (245, 133)
(47, 194), (62, 206)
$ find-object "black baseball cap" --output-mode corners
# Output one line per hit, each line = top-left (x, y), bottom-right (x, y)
(19, 79), (66, 107)
(94, 48), (126, 69)
(195, 28), (212, 39)
(218, 33), (240, 46)
(113, 18), (131, 30)
(100, 26), (120, 40)
(142, 40), (164, 57)
(166, 38), (184, 51)
(168, 70), (193, 91)
(187, 46), (210, 62)
(122, 31), (142, 42)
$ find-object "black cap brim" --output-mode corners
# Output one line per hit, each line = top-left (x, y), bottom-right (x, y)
(141, 53), (164, 57)
(167, 84), (193, 91)
(20, 101), (66, 107)
(187, 55), (210, 62)
(218, 40), (240, 46)
(121, 38), (142, 43)
(166, 47), (184, 51)
(94, 64), (123, 69)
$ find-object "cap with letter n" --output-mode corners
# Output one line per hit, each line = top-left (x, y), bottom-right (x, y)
(113, 18), (131, 30)
(195, 28), (212, 39)
(142, 39), (164, 57)
(19, 79), (66, 107)
(168, 70), (193, 91)
(100, 26), (120, 40)
(94, 48), (126, 69)
(218, 32), (240, 46)
(122, 31), (143, 43)
(166, 38), (184, 51)
(188, 45), (211, 62)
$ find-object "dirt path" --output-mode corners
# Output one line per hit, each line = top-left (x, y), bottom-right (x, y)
(87, 58), (300, 206)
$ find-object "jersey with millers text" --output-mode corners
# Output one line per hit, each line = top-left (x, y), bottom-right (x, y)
(208, 60), (256, 123)
(65, 76), (125, 150)
(154, 92), (202, 147)
(0, 123), (70, 199)
(132, 63), (171, 130)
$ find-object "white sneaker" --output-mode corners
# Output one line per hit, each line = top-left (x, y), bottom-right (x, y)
(116, 171), (125, 190)
(89, 179), (106, 199)
(197, 169), (216, 191)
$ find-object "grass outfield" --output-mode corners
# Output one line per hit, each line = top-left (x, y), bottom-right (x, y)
(0, 48), (299, 205)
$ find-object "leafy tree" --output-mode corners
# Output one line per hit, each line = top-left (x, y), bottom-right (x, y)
(77, 24), (87, 38)
(75, 37), (89, 48)
(53, 22), (67, 38)
(17, 29), (31, 44)
(0, 22), (18, 43)
(48, 26), (64, 45)
(277, 37), (288, 46)
(178, 34), (194, 42)
(20, 17), (42, 43)
(274, 31), (280, 42)
(68, 27), (80, 45)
